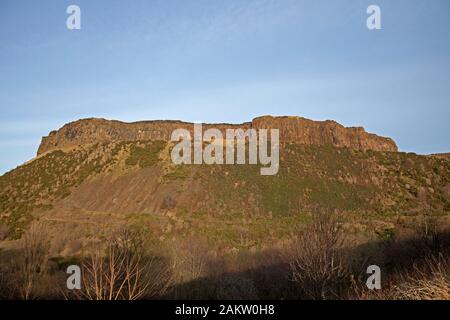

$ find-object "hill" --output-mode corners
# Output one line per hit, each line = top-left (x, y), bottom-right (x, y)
(0, 116), (447, 248)
(1, 115), (449, 300)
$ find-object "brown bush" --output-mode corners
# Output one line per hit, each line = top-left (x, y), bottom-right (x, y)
(75, 229), (171, 300)
(13, 223), (51, 299)
(288, 211), (351, 299)
(0, 224), (9, 241)
(168, 238), (212, 299)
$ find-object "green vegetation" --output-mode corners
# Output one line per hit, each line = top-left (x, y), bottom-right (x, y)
(1, 140), (449, 242)
(125, 141), (166, 168)
(0, 143), (129, 238)
(126, 209), (311, 249)
(162, 165), (190, 181)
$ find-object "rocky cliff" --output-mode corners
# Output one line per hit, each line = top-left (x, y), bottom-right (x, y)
(37, 115), (397, 155)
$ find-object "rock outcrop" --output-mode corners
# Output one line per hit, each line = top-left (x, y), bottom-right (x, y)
(37, 115), (397, 155)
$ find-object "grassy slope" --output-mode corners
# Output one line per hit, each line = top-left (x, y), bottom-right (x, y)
(0, 140), (449, 247)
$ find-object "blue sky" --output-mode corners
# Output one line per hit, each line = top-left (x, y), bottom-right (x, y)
(1, 0), (449, 174)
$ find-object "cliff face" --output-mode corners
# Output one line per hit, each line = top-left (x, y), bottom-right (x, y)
(37, 115), (397, 155)
(251, 116), (397, 152)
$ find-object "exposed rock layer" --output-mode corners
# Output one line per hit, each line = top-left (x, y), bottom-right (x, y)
(37, 116), (397, 155)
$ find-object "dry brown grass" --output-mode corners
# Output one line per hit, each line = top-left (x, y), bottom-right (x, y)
(352, 254), (450, 300)
(388, 254), (449, 300)
(1, 214), (448, 300)
(0, 224), (8, 241)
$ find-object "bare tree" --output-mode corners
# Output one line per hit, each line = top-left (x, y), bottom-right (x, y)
(289, 210), (350, 299)
(14, 223), (50, 300)
(77, 229), (170, 300)
(168, 238), (211, 299)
